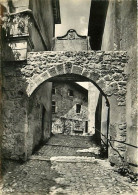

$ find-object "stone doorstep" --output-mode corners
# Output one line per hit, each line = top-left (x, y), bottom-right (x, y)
(44, 143), (92, 149)
(50, 156), (96, 163)
(29, 155), (112, 167)
(29, 156), (50, 161)
(29, 155), (96, 162)
(76, 147), (100, 155)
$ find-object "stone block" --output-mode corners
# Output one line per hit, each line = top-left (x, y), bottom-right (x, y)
(26, 82), (37, 96)
(104, 75), (112, 81)
(72, 65), (83, 75)
(118, 102), (126, 106)
(109, 81), (119, 93)
(34, 76), (44, 86)
(97, 78), (106, 90)
(119, 123), (127, 130)
(41, 71), (50, 80)
(49, 53), (57, 57)
(89, 63), (95, 69)
(116, 67), (124, 73)
(89, 71), (100, 82)
(64, 62), (72, 73)
(105, 85), (113, 96)
(82, 69), (90, 78)
(64, 51), (74, 57)
(112, 73), (123, 81)
(103, 55), (112, 61)
(118, 81), (127, 86)
(56, 64), (64, 75)
(101, 70), (109, 76)
(118, 89), (126, 96)
(48, 67), (57, 77)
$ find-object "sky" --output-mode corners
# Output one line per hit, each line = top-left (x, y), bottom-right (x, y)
(56, 0), (91, 89)
(55, 0), (91, 37)
(77, 82), (89, 90)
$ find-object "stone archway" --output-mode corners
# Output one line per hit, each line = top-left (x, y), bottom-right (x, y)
(23, 50), (128, 163)
(2, 50), (128, 164)
(25, 51), (128, 100)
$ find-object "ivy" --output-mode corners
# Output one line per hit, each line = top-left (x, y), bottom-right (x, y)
(0, 12), (32, 36)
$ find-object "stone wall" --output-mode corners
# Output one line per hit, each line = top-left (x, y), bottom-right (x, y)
(1, 0), (56, 57)
(9, 0), (29, 12)
(1, 0), (58, 160)
(2, 50), (128, 163)
(88, 80), (109, 149)
(25, 51), (128, 99)
(101, 0), (137, 172)
(25, 51), (129, 165)
(29, 0), (55, 50)
(0, 0), (57, 50)
(26, 81), (52, 157)
(2, 63), (28, 160)
(101, 96), (109, 147)
(52, 82), (88, 135)
(2, 62), (52, 160)
(88, 82), (100, 135)
(0, 0), (29, 12)
(54, 29), (88, 51)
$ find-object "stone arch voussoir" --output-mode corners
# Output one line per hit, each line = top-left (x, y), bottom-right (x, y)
(25, 51), (128, 105)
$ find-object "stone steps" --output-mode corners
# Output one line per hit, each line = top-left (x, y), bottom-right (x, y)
(34, 134), (101, 159)
(47, 134), (97, 148)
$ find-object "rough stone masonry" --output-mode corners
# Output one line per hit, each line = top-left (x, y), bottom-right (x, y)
(25, 51), (128, 98)
(2, 50), (128, 165)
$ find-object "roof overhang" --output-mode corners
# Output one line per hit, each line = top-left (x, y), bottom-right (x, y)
(88, 0), (109, 50)
(52, 0), (61, 24)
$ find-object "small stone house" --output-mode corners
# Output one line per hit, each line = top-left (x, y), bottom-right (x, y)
(52, 82), (88, 135)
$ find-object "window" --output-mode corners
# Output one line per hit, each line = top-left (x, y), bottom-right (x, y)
(52, 101), (56, 113)
(76, 104), (81, 113)
(68, 89), (73, 96)
(52, 87), (56, 95)
(85, 121), (88, 133)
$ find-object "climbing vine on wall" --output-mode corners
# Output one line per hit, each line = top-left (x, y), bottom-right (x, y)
(0, 13), (32, 36)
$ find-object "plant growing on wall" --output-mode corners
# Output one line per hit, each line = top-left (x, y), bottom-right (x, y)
(12, 14), (32, 35)
(0, 13), (11, 36)
(1, 13), (32, 36)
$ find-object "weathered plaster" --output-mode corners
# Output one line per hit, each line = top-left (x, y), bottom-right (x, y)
(52, 82), (88, 135)
(2, 50), (128, 163)
(101, 0), (137, 172)
(24, 51), (128, 103)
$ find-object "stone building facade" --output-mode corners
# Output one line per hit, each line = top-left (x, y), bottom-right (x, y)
(0, 0), (136, 174)
(52, 82), (88, 135)
(88, 0), (137, 173)
(55, 29), (109, 149)
(88, 83), (109, 145)
(1, 49), (128, 162)
(0, 0), (61, 160)
(54, 29), (88, 51)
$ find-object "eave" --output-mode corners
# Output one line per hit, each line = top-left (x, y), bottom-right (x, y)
(88, 0), (109, 50)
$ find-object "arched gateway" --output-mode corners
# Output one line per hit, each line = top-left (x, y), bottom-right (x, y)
(26, 50), (128, 98)
(2, 49), (128, 165)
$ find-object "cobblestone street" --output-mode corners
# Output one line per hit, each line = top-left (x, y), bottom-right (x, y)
(1, 134), (138, 195)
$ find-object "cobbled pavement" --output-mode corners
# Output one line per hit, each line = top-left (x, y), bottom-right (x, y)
(1, 134), (138, 195)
